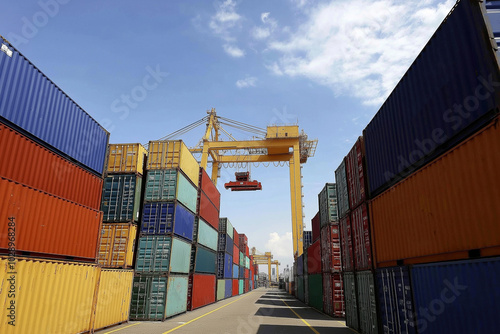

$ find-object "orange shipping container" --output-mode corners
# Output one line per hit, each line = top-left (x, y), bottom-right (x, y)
(98, 223), (137, 268)
(370, 118), (500, 267)
(0, 123), (103, 209)
(0, 177), (103, 261)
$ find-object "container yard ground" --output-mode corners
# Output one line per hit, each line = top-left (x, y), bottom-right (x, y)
(96, 288), (353, 334)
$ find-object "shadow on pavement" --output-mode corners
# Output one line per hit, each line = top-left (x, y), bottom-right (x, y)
(255, 307), (333, 321)
(257, 324), (354, 334)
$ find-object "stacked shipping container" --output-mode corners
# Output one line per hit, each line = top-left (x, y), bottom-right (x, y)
(0, 40), (133, 333)
(217, 218), (234, 301)
(335, 1), (500, 333)
(130, 140), (198, 320)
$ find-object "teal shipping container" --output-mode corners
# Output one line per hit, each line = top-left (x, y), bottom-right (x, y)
(344, 272), (359, 331)
(219, 218), (234, 239)
(135, 236), (191, 274)
(191, 245), (217, 274)
(144, 169), (197, 214)
(217, 279), (225, 301)
(239, 279), (244, 295)
(357, 271), (378, 334)
(101, 174), (142, 222)
(197, 218), (218, 251)
(129, 275), (189, 320)
(239, 252), (244, 267)
(307, 274), (323, 312)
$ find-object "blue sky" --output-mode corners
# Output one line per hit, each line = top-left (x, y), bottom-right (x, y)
(1, 0), (454, 272)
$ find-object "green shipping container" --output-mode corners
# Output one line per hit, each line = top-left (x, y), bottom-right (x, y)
(344, 272), (359, 331)
(135, 236), (191, 274)
(129, 275), (188, 321)
(217, 279), (225, 301)
(239, 279), (244, 295)
(192, 245), (217, 274)
(297, 276), (304, 302)
(144, 169), (198, 214)
(239, 252), (244, 267)
(245, 256), (250, 269)
(356, 271), (379, 334)
(101, 174), (142, 222)
(197, 218), (218, 251)
(307, 274), (323, 312)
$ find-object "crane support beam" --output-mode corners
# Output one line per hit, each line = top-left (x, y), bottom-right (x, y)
(205, 139), (297, 150)
(290, 143), (304, 258)
(217, 154), (292, 163)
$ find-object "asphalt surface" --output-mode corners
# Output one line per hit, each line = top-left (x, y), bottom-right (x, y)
(96, 288), (354, 334)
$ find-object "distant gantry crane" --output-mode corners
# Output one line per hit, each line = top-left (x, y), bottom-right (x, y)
(251, 247), (280, 283)
(151, 108), (317, 258)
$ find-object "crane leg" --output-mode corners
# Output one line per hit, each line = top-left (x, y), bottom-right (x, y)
(289, 142), (304, 258)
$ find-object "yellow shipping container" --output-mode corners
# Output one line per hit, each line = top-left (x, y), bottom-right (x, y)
(147, 140), (200, 186)
(0, 257), (99, 334)
(98, 223), (137, 268)
(107, 143), (147, 175)
(91, 269), (134, 331)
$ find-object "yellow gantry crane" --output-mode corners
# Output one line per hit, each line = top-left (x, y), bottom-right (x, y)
(190, 109), (317, 258)
(250, 248), (281, 282)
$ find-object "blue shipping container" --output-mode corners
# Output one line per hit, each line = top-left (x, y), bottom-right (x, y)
(297, 255), (304, 276)
(141, 202), (194, 241)
(232, 264), (239, 279)
(363, 0), (500, 197)
(0, 42), (109, 175)
(218, 233), (233, 254)
(411, 257), (500, 334)
(303, 231), (312, 249)
(376, 267), (416, 334)
(225, 279), (232, 298)
(224, 253), (233, 279)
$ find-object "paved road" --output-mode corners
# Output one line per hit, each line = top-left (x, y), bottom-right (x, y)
(96, 288), (354, 334)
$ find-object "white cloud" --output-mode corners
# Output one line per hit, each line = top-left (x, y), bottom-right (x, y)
(223, 44), (245, 58)
(268, 0), (455, 105)
(236, 77), (257, 88)
(265, 232), (293, 259)
(209, 0), (242, 41)
(252, 12), (278, 41)
(261, 12), (270, 23)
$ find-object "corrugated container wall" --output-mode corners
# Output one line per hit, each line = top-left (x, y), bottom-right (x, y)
(140, 201), (195, 241)
(370, 119), (500, 267)
(197, 218), (218, 251)
(135, 236), (191, 274)
(101, 174), (142, 222)
(198, 190), (220, 230)
(411, 257), (500, 334)
(0, 42), (109, 175)
(352, 203), (373, 271)
(0, 123), (103, 209)
(98, 223), (137, 268)
(321, 224), (341, 273)
(303, 231), (312, 250)
(376, 267), (416, 334)
(340, 215), (354, 272)
(219, 218), (234, 239)
(345, 137), (367, 208)
(335, 160), (349, 219)
(307, 240), (322, 275)
(0, 258), (99, 334)
(0, 177), (102, 261)
(147, 140), (200, 186)
(216, 279), (225, 301)
(307, 274), (323, 312)
(311, 212), (320, 242)
(192, 245), (217, 274)
(318, 183), (339, 227)
(356, 271), (379, 334)
(199, 167), (221, 209)
(107, 143), (147, 175)
(93, 269), (134, 331)
(363, 0), (500, 197)
(188, 273), (216, 310)
(344, 272), (359, 331)
(232, 279), (239, 296)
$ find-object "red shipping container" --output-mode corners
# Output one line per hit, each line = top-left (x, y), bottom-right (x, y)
(244, 268), (249, 279)
(322, 273), (344, 318)
(239, 234), (248, 252)
(233, 229), (239, 247)
(245, 245), (249, 257)
(312, 212), (320, 242)
(245, 279), (249, 293)
(233, 245), (239, 264)
(352, 203), (372, 271)
(0, 177), (102, 261)
(320, 224), (342, 273)
(187, 273), (216, 310)
(340, 215), (354, 271)
(232, 279), (239, 296)
(198, 191), (219, 230)
(290, 282), (295, 296)
(307, 239), (322, 274)
(0, 123), (103, 209)
(345, 137), (367, 209)
(199, 167), (220, 209)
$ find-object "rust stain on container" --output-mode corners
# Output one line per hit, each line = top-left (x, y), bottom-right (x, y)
(370, 118), (500, 266)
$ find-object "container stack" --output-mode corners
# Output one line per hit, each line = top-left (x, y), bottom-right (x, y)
(336, 2), (500, 333)
(239, 233), (250, 294)
(318, 183), (344, 318)
(303, 230), (313, 249)
(187, 167), (220, 311)
(0, 40), (116, 333)
(232, 227), (240, 296)
(130, 140), (199, 321)
(217, 217), (234, 301)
